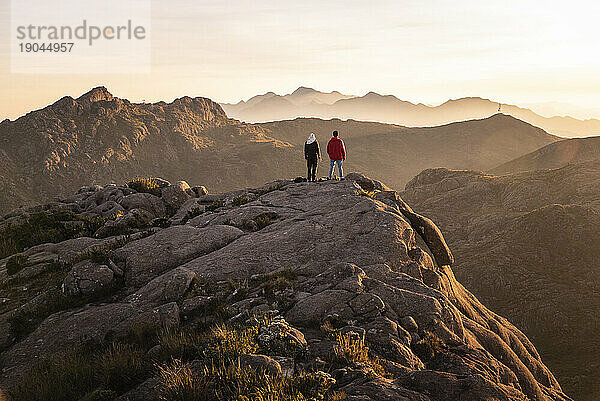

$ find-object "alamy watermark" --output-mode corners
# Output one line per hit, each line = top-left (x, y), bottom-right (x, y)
(11, 0), (151, 73)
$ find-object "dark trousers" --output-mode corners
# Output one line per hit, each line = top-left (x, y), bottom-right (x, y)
(307, 158), (318, 181)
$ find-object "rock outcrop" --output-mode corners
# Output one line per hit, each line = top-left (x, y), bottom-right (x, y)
(0, 174), (571, 400)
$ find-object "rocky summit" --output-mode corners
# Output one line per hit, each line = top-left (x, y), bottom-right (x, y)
(0, 173), (570, 401)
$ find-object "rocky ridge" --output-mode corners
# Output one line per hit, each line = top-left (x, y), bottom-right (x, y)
(0, 173), (570, 400)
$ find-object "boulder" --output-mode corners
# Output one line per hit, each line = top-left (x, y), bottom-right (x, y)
(169, 198), (205, 225)
(191, 185), (208, 196)
(257, 318), (308, 356)
(180, 295), (213, 317)
(161, 180), (192, 210)
(239, 354), (282, 376)
(127, 267), (196, 306)
(62, 260), (114, 297)
(119, 193), (167, 219)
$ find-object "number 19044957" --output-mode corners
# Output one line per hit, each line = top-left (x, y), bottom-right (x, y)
(19, 43), (74, 52)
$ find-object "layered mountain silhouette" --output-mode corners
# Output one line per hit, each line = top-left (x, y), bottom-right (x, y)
(402, 162), (600, 401)
(0, 88), (559, 216)
(222, 87), (600, 138)
(259, 114), (558, 190)
(0, 173), (571, 400)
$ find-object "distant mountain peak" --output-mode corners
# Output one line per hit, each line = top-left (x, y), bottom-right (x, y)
(291, 86), (317, 95)
(77, 86), (114, 103)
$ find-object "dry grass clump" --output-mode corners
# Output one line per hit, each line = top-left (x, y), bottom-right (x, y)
(330, 333), (385, 377)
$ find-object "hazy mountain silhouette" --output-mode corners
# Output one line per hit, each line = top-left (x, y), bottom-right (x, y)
(222, 87), (600, 138)
(260, 114), (559, 190)
(402, 162), (600, 401)
(492, 136), (600, 174)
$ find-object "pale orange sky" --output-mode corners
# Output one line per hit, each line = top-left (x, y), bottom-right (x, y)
(1, 0), (599, 120)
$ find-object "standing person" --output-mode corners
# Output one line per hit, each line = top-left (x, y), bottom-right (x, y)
(304, 133), (321, 182)
(327, 130), (346, 180)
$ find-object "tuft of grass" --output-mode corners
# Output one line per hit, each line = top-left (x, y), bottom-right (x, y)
(10, 352), (95, 401)
(290, 371), (336, 399)
(254, 213), (275, 230)
(330, 333), (385, 376)
(127, 177), (162, 197)
(412, 330), (446, 362)
(328, 391), (348, 400)
(157, 329), (202, 363)
(356, 189), (379, 198)
(232, 195), (250, 207)
(96, 343), (148, 393)
(331, 333), (369, 366)
(205, 201), (224, 213)
(157, 360), (325, 401)
(204, 325), (259, 361)
(157, 359), (205, 401)
(13, 342), (151, 401)
(6, 253), (29, 275)
(230, 212), (278, 232)
(255, 183), (286, 196)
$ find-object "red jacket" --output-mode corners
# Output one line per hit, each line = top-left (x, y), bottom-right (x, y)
(327, 137), (346, 160)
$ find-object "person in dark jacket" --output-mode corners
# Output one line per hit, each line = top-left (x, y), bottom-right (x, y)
(326, 130), (346, 179)
(304, 133), (321, 181)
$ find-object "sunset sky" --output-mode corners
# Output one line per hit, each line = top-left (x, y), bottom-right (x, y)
(1, 0), (599, 120)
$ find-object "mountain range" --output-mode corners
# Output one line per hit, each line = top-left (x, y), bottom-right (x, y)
(222, 87), (600, 138)
(1, 86), (599, 400)
(0, 87), (302, 215)
(0, 87), (563, 216)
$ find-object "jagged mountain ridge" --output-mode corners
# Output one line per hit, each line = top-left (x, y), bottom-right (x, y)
(401, 162), (600, 401)
(0, 173), (570, 400)
(222, 87), (600, 138)
(0, 87), (302, 215)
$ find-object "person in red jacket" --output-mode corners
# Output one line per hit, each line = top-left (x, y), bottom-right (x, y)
(327, 130), (346, 179)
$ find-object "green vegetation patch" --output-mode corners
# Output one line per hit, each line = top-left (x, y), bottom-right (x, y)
(232, 195), (250, 207)
(6, 253), (29, 275)
(0, 209), (104, 259)
(205, 200), (224, 213)
(127, 177), (162, 197)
